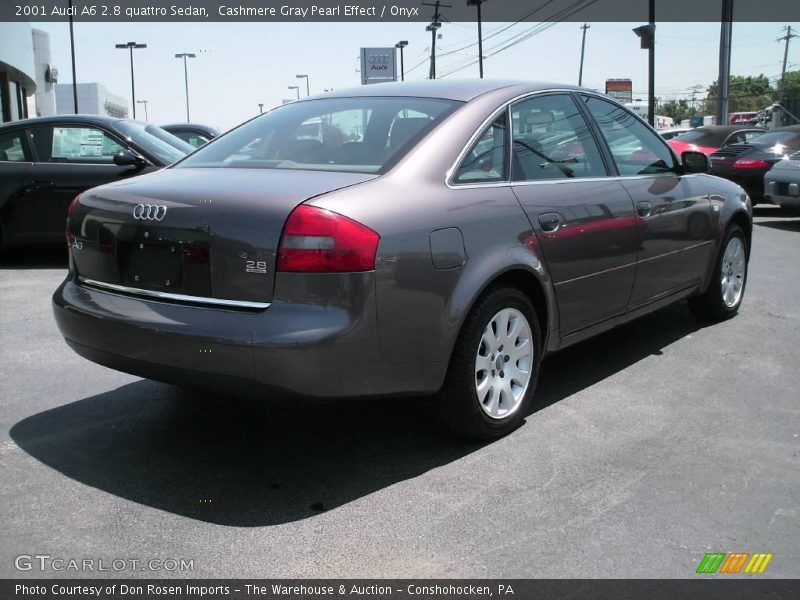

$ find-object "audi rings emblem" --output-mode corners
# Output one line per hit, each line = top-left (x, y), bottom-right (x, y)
(133, 204), (168, 221)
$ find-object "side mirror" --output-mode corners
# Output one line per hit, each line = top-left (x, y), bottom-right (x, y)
(113, 148), (146, 168)
(681, 151), (709, 174)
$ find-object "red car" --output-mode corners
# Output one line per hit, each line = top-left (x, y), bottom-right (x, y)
(668, 125), (765, 157)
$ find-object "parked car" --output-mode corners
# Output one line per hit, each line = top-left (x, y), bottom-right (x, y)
(53, 80), (752, 439)
(709, 125), (800, 204)
(764, 150), (800, 210)
(0, 115), (193, 251)
(658, 127), (692, 140)
(668, 125), (765, 156)
(161, 123), (220, 148)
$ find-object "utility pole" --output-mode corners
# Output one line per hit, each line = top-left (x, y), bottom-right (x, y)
(578, 22), (590, 86)
(68, 0), (78, 113)
(423, 1), (450, 79)
(778, 26), (798, 104)
(467, 0), (487, 78)
(716, 0), (733, 125)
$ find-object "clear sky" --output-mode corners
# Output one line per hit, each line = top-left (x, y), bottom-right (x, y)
(34, 19), (798, 131)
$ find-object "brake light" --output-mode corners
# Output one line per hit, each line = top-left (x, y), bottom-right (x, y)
(277, 205), (380, 272)
(733, 158), (770, 169)
(66, 194), (81, 247)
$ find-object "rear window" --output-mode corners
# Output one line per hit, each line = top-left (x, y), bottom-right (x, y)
(672, 128), (724, 146)
(176, 96), (461, 174)
(748, 130), (800, 149)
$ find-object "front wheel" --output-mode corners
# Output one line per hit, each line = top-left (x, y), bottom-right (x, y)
(437, 287), (542, 440)
(688, 224), (748, 320)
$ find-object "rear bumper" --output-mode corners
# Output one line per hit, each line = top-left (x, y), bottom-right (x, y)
(764, 176), (800, 209)
(52, 276), (445, 399)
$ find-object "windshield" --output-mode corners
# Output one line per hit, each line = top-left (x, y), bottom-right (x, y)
(176, 96), (462, 173)
(112, 121), (192, 164)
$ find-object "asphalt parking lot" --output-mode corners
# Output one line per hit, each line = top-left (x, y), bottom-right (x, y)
(0, 205), (798, 579)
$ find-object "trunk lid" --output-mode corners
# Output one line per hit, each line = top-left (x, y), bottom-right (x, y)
(69, 168), (376, 305)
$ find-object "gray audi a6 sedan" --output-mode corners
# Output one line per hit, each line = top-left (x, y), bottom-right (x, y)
(53, 80), (752, 439)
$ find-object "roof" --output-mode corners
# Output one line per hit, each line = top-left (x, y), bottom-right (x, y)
(0, 114), (125, 129)
(694, 125), (765, 133)
(316, 79), (584, 102)
(161, 123), (220, 136)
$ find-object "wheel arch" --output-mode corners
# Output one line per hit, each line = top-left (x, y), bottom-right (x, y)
(447, 265), (558, 366)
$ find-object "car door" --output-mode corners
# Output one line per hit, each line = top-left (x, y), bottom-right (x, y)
(582, 95), (713, 308)
(508, 93), (640, 334)
(23, 123), (153, 242)
(0, 127), (35, 247)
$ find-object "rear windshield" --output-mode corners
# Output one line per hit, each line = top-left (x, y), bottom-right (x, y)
(748, 130), (800, 149)
(175, 96), (462, 174)
(672, 128), (725, 146)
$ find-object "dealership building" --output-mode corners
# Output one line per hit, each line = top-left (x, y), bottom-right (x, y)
(0, 22), (38, 122)
(2, 23), (128, 123)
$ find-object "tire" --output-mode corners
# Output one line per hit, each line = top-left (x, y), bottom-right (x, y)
(688, 224), (748, 321)
(437, 286), (542, 440)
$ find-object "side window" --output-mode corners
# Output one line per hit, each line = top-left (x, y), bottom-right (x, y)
(583, 96), (676, 176)
(0, 130), (30, 161)
(453, 112), (508, 184)
(510, 94), (606, 181)
(35, 126), (124, 163)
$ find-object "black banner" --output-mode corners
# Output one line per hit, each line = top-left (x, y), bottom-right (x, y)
(2, 0), (800, 22)
(3, 580), (800, 600)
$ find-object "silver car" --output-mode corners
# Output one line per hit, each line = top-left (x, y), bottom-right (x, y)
(53, 80), (752, 439)
(765, 151), (800, 210)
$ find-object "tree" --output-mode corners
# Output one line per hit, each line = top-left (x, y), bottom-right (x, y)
(779, 70), (800, 100)
(658, 99), (696, 123)
(702, 74), (774, 114)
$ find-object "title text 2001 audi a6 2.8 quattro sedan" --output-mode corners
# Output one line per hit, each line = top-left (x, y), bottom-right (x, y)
(53, 80), (752, 439)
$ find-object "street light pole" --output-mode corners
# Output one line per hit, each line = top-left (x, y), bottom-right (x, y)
(115, 42), (147, 119)
(175, 52), (196, 122)
(136, 100), (149, 121)
(296, 74), (310, 96)
(288, 85), (300, 100)
(395, 41), (408, 81)
(258, 103), (264, 114)
(68, 0), (78, 113)
(466, 0), (486, 78)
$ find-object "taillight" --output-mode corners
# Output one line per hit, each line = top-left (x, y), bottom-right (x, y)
(733, 158), (770, 169)
(277, 205), (380, 272)
(66, 194), (81, 247)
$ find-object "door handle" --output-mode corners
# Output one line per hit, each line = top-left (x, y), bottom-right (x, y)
(636, 201), (651, 218)
(22, 180), (56, 193)
(538, 212), (563, 233)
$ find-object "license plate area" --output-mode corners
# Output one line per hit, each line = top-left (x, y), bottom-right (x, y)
(117, 226), (211, 295)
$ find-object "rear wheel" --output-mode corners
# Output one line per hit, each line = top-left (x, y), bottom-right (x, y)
(688, 224), (748, 320)
(437, 287), (542, 440)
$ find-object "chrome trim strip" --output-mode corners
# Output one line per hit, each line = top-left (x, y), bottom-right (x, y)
(78, 277), (271, 309)
(553, 241), (713, 286)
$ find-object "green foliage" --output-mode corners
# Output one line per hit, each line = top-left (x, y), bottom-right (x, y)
(658, 99), (697, 123)
(702, 74), (775, 113)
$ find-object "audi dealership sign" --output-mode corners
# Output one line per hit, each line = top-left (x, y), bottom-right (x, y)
(360, 47), (397, 85)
